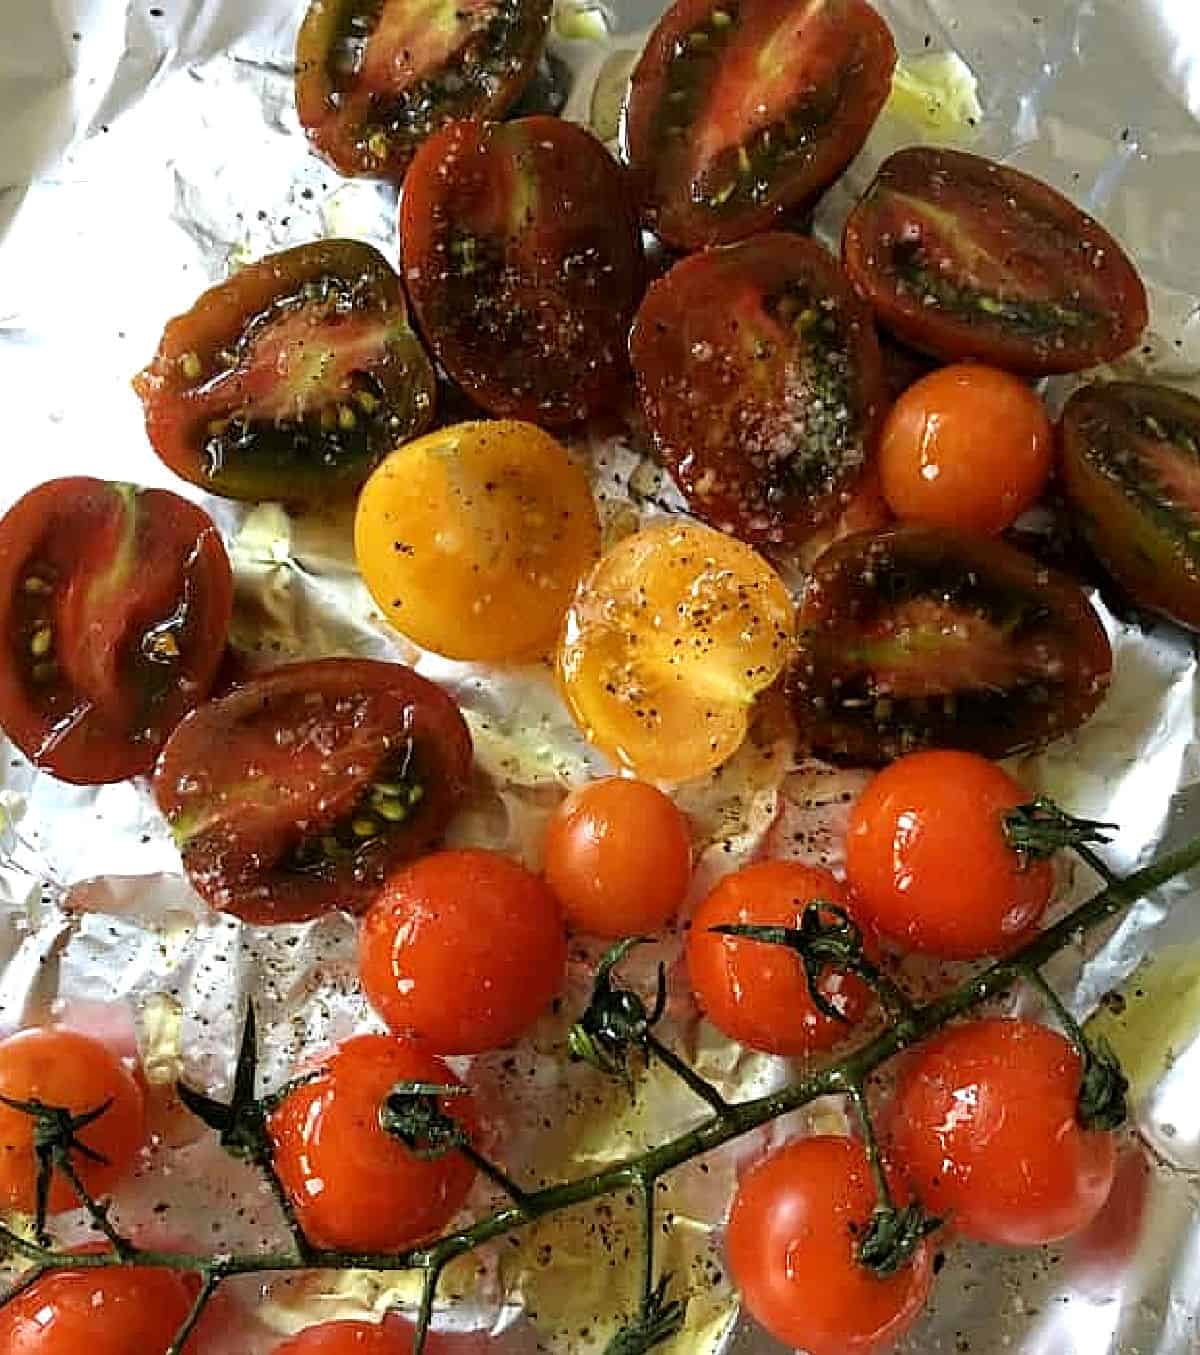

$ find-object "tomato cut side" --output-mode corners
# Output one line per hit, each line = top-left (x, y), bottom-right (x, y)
(630, 233), (886, 551)
(790, 526), (1113, 763)
(401, 117), (644, 425)
(154, 658), (473, 924)
(296, 0), (551, 180)
(134, 241), (435, 506)
(843, 147), (1148, 374)
(0, 478), (232, 784)
(625, 0), (896, 249)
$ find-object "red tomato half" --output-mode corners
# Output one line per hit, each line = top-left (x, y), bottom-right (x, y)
(272, 1322), (413, 1355)
(630, 234), (886, 550)
(154, 659), (473, 924)
(402, 117), (644, 425)
(843, 147), (1148, 375)
(0, 478), (232, 784)
(625, 0), (896, 249)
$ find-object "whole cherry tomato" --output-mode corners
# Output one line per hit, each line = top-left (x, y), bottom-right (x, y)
(272, 1320), (414, 1354)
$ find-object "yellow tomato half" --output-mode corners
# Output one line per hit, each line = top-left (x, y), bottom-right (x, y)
(558, 520), (794, 782)
(355, 421), (600, 661)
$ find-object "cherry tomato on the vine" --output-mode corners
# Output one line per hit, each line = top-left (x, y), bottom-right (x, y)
(360, 849), (567, 1054)
(889, 1018), (1117, 1245)
(687, 861), (875, 1055)
(542, 778), (692, 938)
(272, 1320), (415, 1354)
(845, 750), (1053, 959)
(269, 1034), (476, 1253)
(727, 1135), (933, 1355)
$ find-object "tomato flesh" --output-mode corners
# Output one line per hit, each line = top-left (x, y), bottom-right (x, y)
(843, 147), (1148, 374)
(626, 0), (896, 249)
(0, 478), (232, 784)
(134, 241), (435, 506)
(790, 526), (1113, 763)
(154, 658), (473, 924)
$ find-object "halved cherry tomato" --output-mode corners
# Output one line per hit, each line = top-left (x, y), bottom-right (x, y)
(630, 234), (887, 551)
(273, 1321), (414, 1354)
(296, 0), (551, 181)
(0, 478), (231, 785)
(355, 421), (600, 661)
(845, 751), (1053, 959)
(542, 778), (692, 938)
(360, 849), (567, 1053)
(889, 1018), (1117, 1245)
(154, 659), (473, 925)
(727, 1135), (933, 1355)
(133, 242), (434, 506)
(789, 526), (1113, 764)
(687, 861), (875, 1055)
(268, 1034), (476, 1252)
(843, 147), (1148, 375)
(0, 1027), (145, 1216)
(625, 0), (896, 249)
(557, 520), (794, 782)
(1060, 381), (1200, 631)
(879, 364), (1053, 535)
(401, 117), (643, 425)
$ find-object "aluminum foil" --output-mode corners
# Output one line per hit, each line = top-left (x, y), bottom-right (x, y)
(2, 0), (1200, 1352)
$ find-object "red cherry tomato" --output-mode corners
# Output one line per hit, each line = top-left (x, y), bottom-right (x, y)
(889, 1018), (1117, 1246)
(0, 478), (232, 785)
(878, 364), (1053, 535)
(0, 1027), (145, 1217)
(686, 861), (875, 1055)
(268, 1034), (476, 1253)
(727, 1135), (933, 1355)
(272, 1320), (415, 1354)
(845, 750), (1053, 959)
(360, 849), (567, 1054)
(542, 779), (692, 938)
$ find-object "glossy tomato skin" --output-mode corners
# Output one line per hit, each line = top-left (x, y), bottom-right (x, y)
(272, 1320), (414, 1355)
(845, 751), (1053, 959)
(631, 233), (887, 551)
(0, 478), (231, 786)
(843, 147), (1148, 375)
(687, 861), (874, 1055)
(154, 659), (473, 925)
(134, 241), (434, 506)
(296, 0), (551, 181)
(361, 849), (567, 1054)
(889, 1018), (1117, 1246)
(1060, 382), (1200, 631)
(0, 1027), (145, 1216)
(789, 526), (1113, 764)
(269, 1034), (476, 1253)
(625, 0), (896, 249)
(727, 1135), (933, 1355)
(402, 117), (643, 425)
(542, 779), (692, 938)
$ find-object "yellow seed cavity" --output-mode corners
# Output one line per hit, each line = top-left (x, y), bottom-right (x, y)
(22, 576), (50, 595)
(180, 351), (203, 381)
(30, 627), (52, 658)
(711, 6), (731, 24)
(356, 390), (380, 414)
(338, 404), (357, 431)
(376, 800), (409, 822)
(367, 132), (390, 161)
(352, 817), (378, 838)
(207, 418), (229, 437)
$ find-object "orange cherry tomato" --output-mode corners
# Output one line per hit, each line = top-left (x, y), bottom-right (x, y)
(542, 778), (692, 938)
(272, 1320), (414, 1354)
(845, 750), (1053, 959)
(686, 861), (875, 1056)
(360, 849), (567, 1054)
(889, 1018), (1117, 1245)
(268, 1034), (476, 1253)
(878, 363), (1053, 534)
(0, 1027), (145, 1217)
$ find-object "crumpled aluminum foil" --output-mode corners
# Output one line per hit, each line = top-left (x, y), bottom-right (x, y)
(2, 1), (1200, 1352)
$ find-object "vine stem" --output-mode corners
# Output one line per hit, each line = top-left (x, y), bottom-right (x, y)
(846, 1083), (892, 1212)
(54, 1153), (136, 1260)
(2, 833), (1199, 1292)
(166, 1269), (221, 1355)
(645, 1034), (730, 1116)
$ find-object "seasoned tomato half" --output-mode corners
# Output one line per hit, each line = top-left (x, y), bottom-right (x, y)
(401, 117), (643, 425)
(790, 526), (1112, 764)
(1061, 382), (1200, 632)
(0, 478), (232, 785)
(133, 241), (435, 507)
(154, 659), (472, 924)
(625, 0), (896, 249)
(842, 147), (1148, 374)
(631, 233), (886, 551)
(296, 0), (552, 181)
